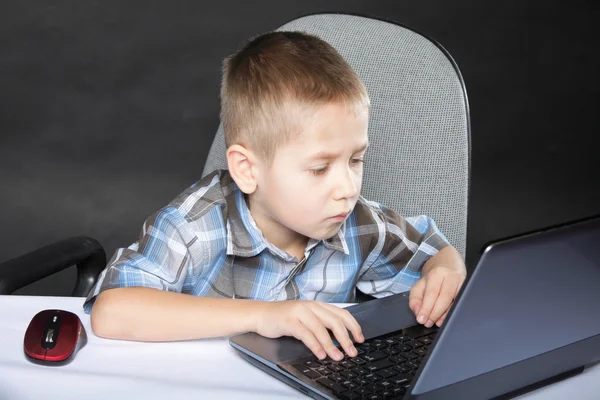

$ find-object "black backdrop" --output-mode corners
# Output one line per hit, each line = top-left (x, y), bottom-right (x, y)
(1, 0), (599, 295)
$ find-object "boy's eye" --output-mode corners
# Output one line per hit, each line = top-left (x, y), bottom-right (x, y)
(310, 166), (329, 176)
(310, 159), (364, 175)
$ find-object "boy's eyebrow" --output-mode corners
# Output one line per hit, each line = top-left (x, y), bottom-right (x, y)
(307, 143), (369, 161)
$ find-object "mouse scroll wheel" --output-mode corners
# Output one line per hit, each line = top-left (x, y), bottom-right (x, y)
(45, 329), (55, 343)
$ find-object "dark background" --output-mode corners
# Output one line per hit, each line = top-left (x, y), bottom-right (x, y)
(1, 0), (598, 296)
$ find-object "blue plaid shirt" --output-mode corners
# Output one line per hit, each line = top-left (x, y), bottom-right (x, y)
(83, 170), (450, 313)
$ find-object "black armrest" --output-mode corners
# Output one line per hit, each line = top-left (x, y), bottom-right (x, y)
(0, 236), (106, 296)
(356, 288), (376, 303)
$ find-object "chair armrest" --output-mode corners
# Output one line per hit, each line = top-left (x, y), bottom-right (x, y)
(356, 289), (376, 303)
(0, 236), (106, 296)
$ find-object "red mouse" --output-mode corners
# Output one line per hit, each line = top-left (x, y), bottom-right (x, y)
(23, 309), (87, 366)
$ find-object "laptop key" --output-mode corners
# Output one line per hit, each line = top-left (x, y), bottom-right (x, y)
(365, 358), (394, 372)
(362, 351), (387, 362)
(292, 364), (321, 379)
(390, 354), (407, 363)
(404, 352), (420, 360)
(357, 342), (372, 351)
(340, 370), (357, 379)
(419, 336), (433, 345)
(339, 392), (361, 400)
(393, 364), (411, 374)
(414, 347), (428, 356)
(354, 387), (373, 396)
(377, 380), (394, 390)
(392, 334), (412, 343)
(364, 373), (382, 382)
(341, 381), (359, 390)
(351, 366), (369, 375)
(328, 364), (345, 373)
(350, 357), (367, 365)
(366, 383), (381, 392)
(381, 347), (399, 356)
(397, 344), (413, 352)
(329, 374), (345, 383)
(376, 368), (397, 379)
(356, 378), (370, 386)
(303, 360), (320, 368)
(392, 374), (411, 385)
(315, 366), (332, 375)
(316, 377), (345, 393)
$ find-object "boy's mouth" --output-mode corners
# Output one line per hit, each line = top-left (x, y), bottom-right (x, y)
(329, 212), (349, 221)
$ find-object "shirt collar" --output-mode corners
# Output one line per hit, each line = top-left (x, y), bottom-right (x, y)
(222, 173), (350, 259)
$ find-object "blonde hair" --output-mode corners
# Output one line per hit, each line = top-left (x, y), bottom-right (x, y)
(220, 31), (370, 164)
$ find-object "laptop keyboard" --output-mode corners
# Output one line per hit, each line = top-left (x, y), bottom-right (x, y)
(290, 325), (438, 399)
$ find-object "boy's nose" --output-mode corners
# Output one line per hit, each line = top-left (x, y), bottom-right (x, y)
(333, 169), (359, 200)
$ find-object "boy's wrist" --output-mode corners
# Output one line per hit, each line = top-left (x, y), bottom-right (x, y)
(422, 245), (466, 277)
(240, 299), (270, 334)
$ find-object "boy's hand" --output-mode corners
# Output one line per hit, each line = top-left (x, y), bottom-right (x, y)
(409, 246), (467, 328)
(254, 300), (364, 361)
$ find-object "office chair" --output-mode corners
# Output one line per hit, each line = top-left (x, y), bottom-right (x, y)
(0, 13), (470, 296)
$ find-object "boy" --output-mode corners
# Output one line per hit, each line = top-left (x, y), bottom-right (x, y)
(84, 31), (466, 362)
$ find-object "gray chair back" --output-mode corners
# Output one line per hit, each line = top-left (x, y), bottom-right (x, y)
(202, 13), (470, 257)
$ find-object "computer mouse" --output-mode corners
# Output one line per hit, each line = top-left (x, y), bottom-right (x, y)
(23, 309), (87, 366)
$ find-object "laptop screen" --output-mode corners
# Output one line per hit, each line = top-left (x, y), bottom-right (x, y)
(413, 217), (600, 394)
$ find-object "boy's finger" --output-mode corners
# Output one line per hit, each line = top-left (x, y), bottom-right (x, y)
(435, 277), (463, 327)
(436, 309), (449, 327)
(292, 322), (326, 360)
(427, 278), (457, 324)
(299, 312), (344, 361)
(408, 278), (426, 315)
(314, 306), (357, 357)
(324, 304), (364, 344)
(416, 272), (443, 325)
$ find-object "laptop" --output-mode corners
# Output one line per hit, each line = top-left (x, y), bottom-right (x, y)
(229, 216), (600, 399)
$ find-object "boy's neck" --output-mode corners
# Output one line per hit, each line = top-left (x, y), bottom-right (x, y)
(246, 196), (309, 261)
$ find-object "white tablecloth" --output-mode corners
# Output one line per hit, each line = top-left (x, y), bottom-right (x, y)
(0, 295), (597, 400)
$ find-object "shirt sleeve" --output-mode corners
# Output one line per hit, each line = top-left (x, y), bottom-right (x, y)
(356, 202), (450, 298)
(82, 206), (196, 313)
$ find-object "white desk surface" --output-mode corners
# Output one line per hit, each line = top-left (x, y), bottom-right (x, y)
(0, 295), (597, 400)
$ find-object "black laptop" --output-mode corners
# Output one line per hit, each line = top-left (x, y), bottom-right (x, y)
(229, 216), (600, 399)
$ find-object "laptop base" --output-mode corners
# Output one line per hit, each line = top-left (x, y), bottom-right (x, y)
(490, 365), (584, 400)
(235, 350), (327, 400)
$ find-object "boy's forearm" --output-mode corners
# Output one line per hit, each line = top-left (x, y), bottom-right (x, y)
(90, 287), (265, 341)
(421, 245), (466, 276)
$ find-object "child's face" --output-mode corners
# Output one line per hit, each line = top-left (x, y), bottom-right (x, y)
(251, 102), (369, 242)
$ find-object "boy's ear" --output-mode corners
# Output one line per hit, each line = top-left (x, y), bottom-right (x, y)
(226, 144), (259, 194)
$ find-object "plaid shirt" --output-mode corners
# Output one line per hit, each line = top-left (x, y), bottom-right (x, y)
(83, 170), (449, 313)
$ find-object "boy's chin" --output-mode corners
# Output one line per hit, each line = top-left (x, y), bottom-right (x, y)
(306, 227), (342, 241)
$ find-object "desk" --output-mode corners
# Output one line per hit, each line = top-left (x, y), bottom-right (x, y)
(0, 296), (597, 400)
